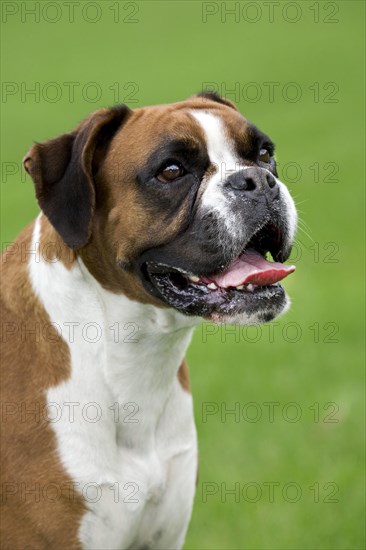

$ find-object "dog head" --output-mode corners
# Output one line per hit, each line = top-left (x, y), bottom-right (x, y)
(24, 93), (297, 324)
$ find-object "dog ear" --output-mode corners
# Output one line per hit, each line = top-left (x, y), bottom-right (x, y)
(195, 91), (239, 111)
(23, 105), (131, 249)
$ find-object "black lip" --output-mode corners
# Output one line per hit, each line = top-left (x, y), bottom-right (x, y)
(137, 222), (292, 319)
(143, 267), (286, 320)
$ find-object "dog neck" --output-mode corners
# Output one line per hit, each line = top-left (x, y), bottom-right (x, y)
(28, 214), (199, 434)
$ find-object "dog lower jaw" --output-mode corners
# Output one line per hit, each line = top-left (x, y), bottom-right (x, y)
(144, 265), (289, 324)
(208, 294), (291, 325)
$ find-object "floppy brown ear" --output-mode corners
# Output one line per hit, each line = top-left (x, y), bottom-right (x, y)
(23, 105), (131, 249)
(195, 91), (239, 111)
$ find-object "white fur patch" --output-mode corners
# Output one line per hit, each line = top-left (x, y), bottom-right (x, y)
(28, 215), (198, 550)
(190, 110), (244, 233)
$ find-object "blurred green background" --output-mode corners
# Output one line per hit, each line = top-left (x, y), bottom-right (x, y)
(1, 1), (364, 548)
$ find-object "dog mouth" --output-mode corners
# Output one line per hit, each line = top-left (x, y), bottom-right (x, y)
(141, 222), (295, 321)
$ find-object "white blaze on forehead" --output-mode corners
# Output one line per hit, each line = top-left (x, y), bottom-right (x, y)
(190, 110), (243, 223)
(190, 110), (241, 176)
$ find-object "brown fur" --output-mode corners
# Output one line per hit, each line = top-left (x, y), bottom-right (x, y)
(177, 359), (191, 393)
(0, 224), (85, 549)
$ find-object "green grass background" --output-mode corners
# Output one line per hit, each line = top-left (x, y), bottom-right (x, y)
(1, 1), (364, 548)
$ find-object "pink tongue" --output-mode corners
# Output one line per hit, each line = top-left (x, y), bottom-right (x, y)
(203, 249), (296, 288)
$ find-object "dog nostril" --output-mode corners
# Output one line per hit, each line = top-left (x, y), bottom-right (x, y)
(266, 174), (277, 189)
(244, 177), (256, 191)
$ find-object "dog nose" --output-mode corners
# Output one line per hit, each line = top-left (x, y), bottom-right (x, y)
(226, 167), (279, 197)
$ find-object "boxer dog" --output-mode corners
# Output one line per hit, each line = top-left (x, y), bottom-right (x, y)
(0, 93), (297, 549)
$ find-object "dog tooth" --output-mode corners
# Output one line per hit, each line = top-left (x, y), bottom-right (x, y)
(247, 284), (255, 292)
(188, 275), (200, 283)
(207, 282), (217, 290)
(236, 285), (244, 290)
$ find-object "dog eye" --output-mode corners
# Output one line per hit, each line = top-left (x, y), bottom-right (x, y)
(157, 163), (185, 183)
(259, 148), (271, 163)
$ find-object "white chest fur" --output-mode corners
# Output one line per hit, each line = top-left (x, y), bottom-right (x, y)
(29, 217), (199, 549)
